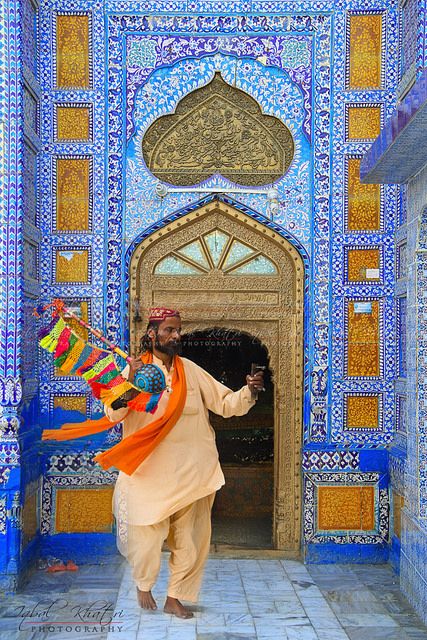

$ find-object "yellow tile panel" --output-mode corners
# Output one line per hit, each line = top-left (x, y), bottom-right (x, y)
(347, 158), (381, 231)
(347, 300), (380, 377)
(22, 493), (38, 547)
(56, 158), (90, 232)
(56, 14), (90, 88)
(57, 106), (90, 141)
(393, 492), (404, 539)
(53, 395), (87, 413)
(348, 14), (382, 89)
(318, 485), (375, 531)
(347, 106), (381, 140)
(67, 300), (89, 340)
(347, 248), (380, 282)
(55, 249), (89, 282)
(346, 395), (379, 429)
(55, 488), (114, 533)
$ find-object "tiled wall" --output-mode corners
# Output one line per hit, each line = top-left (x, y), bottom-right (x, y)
(1, 0), (410, 584)
(400, 160), (427, 623)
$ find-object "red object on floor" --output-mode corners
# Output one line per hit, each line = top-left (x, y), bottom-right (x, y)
(46, 563), (66, 572)
(66, 560), (79, 571)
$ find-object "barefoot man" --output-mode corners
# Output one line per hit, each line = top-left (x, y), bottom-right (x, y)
(105, 307), (264, 618)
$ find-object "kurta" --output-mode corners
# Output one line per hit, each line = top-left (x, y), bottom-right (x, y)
(105, 355), (256, 526)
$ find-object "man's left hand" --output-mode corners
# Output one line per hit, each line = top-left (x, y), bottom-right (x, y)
(246, 371), (265, 395)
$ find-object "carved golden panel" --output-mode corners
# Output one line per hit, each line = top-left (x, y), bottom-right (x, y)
(347, 106), (381, 140)
(347, 248), (380, 282)
(56, 106), (90, 141)
(55, 249), (89, 282)
(348, 14), (383, 89)
(318, 486), (375, 531)
(347, 300), (380, 377)
(393, 492), (404, 539)
(66, 300), (89, 340)
(347, 158), (380, 231)
(142, 72), (294, 187)
(346, 395), (379, 429)
(53, 395), (87, 413)
(56, 158), (90, 232)
(55, 488), (114, 533)
(22, 493), (37, 547)
(56, 14), (90, 89)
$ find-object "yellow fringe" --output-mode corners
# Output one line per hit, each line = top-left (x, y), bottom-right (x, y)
(99, 380), (133, 407)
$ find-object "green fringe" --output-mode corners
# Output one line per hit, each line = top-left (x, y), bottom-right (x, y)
(39, 317), (66, 353)
(81, 355), (114, 381)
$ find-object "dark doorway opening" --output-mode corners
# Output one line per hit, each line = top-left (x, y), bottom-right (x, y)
(182, 328), (274, 549)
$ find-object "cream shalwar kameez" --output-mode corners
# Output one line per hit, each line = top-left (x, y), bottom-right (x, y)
(105, 355), (256, 601)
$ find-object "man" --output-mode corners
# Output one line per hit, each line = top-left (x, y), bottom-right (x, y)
(105, 307), (264, 619)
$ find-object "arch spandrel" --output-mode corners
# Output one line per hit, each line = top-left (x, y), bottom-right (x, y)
(129, 200), (304, 553)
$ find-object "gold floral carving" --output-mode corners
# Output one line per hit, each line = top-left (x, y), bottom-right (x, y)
(56, 106), (90, 141)
(56, 15), (90, 89)
(347, 158), (380, 231)
(55, 488), (114, 533)
(56, 158), (90, 231)
(347, 300), (380, 377)
(142, 72), (294, 187)
(393, 492), (404, 539)
(346, 395), (379, 429)
(53, 395), (87, 413)
(318, 485), (375, 531)
(348, 14), (382, 89)
(347, 248), (379, 281)
(129, 200), (304, 554)
(347, 106), (381, 140)
(22, 493), (38, 547)
(55, 249), (89, 282)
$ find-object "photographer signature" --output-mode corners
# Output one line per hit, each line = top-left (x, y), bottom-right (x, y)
(12, 599), (125, 631)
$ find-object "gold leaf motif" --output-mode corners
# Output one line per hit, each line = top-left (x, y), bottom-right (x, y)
(56, 14), (90, 89)
(55, 488), (114, 533)
(347, 158), (380, 231)
(55, 249), (89, 282)
(346, 395), (379, 429)
(56, 158), (90, 231)
(347, 248), (379, 281)
(347, 106), (381, 140)
(348, 14), (382, 89)
(318, 486), (375, 531)
(347, 300), (380, 377)
(142, 72), (294, 187)
(53, 395), (87, 413)
(56, 106), (90, 141)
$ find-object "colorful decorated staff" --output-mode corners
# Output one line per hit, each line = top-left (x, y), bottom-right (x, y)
(34, 299), (166, 414)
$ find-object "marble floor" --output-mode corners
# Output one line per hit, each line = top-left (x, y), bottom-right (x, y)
(1, 557), (427, 640)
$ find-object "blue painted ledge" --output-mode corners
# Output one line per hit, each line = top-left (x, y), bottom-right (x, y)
(361, 68), (427, 185)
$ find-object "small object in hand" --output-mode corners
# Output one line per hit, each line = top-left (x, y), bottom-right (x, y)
(250, 363), (266, 392)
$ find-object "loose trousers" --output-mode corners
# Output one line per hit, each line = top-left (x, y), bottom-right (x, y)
(124, 492), (215, 603)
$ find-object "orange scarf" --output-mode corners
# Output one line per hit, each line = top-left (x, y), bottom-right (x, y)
(42, 353), (187, 475)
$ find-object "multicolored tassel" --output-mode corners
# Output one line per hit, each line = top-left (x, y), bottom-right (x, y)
(39, 317), (66, 352)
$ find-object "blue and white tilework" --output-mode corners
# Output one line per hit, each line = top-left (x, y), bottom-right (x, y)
(0, 0), (416, 590)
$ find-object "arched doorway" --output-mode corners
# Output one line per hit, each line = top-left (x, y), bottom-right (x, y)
(129, 199), (304, 553)
(182, 328), (274, 548)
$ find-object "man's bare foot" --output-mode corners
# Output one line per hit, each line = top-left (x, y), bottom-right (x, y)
(164, 596), (194, 619)
(136, 587), (157, 610)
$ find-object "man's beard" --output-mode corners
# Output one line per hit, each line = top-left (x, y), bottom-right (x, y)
(154, 337), (182, 356)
